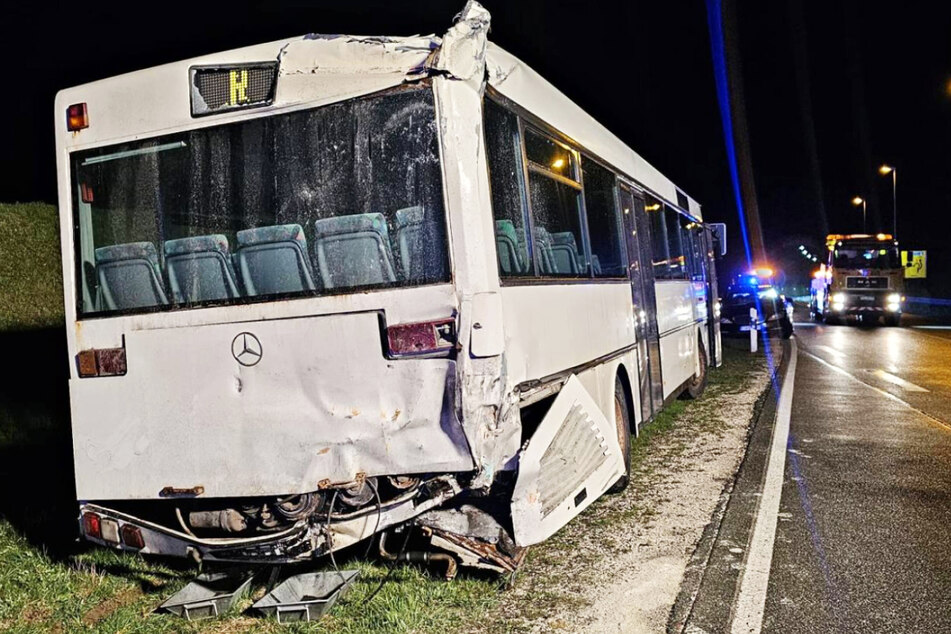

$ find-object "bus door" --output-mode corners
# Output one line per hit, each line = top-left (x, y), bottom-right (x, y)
(619, 185), (664, 423)
(703, 228), (722, 367)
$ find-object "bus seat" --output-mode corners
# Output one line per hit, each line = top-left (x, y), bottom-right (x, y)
(235, 224), (316, 296)
(550, 232), (582, 274)
(394, 206), (425, 277)
(94, 242), (168, 311)
(533, 227), (558, 274)
(313, 213), (397, 289)
(495, 219), (524, 274)
(164, 235), (240, 304)
(591, 254), (602, 276)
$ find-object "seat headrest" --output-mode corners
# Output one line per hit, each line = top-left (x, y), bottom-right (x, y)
(164, 234), (231, 256)
(95, 241), (160, 265)
(395, 206), (425, 228)
(237, 224), (307, 248)
(314, 213), (389, 239)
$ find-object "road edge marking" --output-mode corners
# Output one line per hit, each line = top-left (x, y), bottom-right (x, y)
(730, 338), (798, 634)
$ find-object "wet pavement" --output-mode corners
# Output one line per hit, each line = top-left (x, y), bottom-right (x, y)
(763, 314), (951, 632)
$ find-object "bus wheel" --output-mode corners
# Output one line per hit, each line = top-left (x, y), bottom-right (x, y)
(683, 337), (708, 400)
(607, 378), (632, 494)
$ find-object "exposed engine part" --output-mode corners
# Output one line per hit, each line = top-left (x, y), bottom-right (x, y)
(188, 509), (248, 533)
(379, 529), (458, 580)
(388, 475), (421, 490)
(275, 493), (323, 520)
(338, 477), (378, 508)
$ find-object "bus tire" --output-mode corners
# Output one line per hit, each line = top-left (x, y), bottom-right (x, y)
(607, 378), (632, 494)
(682, 337), (708, 400)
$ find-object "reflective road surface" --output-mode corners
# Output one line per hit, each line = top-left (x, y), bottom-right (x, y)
(763, 315), (951, 632)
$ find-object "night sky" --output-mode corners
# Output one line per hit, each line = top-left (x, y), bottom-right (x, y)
(2, 1), (950, 289)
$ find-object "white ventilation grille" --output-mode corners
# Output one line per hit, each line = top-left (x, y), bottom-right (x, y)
(537, 402), (610, 516)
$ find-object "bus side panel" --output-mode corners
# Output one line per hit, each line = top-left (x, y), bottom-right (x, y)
(499, 283), (637, 388)
(654, 280), (698, 398)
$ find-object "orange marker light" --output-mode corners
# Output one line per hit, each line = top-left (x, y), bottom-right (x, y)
(67, 103), (89, 131)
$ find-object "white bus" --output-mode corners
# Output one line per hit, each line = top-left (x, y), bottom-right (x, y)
(55, 3), (721, 573)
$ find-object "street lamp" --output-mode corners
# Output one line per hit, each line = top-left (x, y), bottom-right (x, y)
(852, 196), (867, 232)
(879, 164), (897, 237)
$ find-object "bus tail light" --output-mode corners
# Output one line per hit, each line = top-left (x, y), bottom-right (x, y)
(82, 512), (101, 539)
(386, 318), (455, 357)
(67, 103), (89, 131)
(76, 343), (127, 378)
(120, 524), (145, 550)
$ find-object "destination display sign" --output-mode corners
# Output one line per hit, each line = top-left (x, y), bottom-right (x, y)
(189, 63), (278, 117)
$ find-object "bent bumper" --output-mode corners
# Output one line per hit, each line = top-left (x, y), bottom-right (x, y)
(78, 475), (461, 563)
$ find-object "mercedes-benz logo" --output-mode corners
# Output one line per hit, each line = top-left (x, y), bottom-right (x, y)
(231, 332), (263, 367)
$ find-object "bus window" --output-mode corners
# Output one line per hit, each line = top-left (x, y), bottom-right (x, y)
(647, 195), (671, 279)
(664, 206), (688, 280)
(484, 99), (531, 276)
(72, 85), (450, 317)
(581, 157), (626, 277)
(524, 129), (585, 277)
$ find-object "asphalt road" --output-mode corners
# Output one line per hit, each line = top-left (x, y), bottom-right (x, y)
(762, 313), (951, 632)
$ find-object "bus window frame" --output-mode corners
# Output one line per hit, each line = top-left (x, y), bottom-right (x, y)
(483, 90), (707, 289)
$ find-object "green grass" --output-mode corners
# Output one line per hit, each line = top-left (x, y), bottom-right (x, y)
(0, 202), (64, 331)
(0, 202), (769, 632)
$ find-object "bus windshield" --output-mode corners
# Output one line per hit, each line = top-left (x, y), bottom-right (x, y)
(71, 85), (450, 317)
(832, 246), (900, 269)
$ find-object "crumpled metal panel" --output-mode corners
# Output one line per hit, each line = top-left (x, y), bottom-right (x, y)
(71, 311), (474, 500)
(510, 375), (624, 546)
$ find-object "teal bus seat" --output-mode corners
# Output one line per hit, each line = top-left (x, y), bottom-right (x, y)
(313, 213), (397, 289)
(164, 235), (240, 304)
(235, 224), (316, 296)
(550, 232), (583, 274)
(495, 219), (525, 275)
(94, 242), (168, 311)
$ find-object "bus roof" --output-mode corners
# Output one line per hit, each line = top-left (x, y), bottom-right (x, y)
(55, 3), (700, 219)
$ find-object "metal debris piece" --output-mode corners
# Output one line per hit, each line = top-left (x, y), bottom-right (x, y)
(252, 570), (360, 623)
(158, 569), (254, 620)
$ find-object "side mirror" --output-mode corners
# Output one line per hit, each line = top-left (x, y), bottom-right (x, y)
(708, 223), (727, 258)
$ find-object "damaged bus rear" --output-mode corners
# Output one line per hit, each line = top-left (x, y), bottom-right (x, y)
(56, 3), (715, 573)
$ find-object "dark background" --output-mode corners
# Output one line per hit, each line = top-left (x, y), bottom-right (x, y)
(2, 0), (949, 292)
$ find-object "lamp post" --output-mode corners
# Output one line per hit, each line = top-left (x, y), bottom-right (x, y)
(879, 165), (897, 237)
(852, 196), (867, 232)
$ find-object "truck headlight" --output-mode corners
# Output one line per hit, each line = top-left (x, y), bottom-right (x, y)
(832, 293), (846, 303)
(887, 293), (900, 303)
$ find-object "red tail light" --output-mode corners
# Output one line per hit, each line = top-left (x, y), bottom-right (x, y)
(120, 524), (145, 550)
(67, 103), (89, 131)
(386, 318), (455, 357)
(76, 345), (127, 378)
(82, 512), (101, 539)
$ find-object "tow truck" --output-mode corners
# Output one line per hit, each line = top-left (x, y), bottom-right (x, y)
(811, 234), (905, 326)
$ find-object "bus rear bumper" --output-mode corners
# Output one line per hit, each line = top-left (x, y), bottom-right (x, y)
(77, 475), (462, 564)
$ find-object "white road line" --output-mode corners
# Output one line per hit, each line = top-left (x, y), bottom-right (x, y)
(811, 344), (845, 359)
(803, 350), (951, 433)
(867, 369), (929, 393)
(912, 325), (951, 330)
(731, 339), (798, 634)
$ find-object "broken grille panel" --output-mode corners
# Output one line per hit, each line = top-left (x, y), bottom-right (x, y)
(537, 402), (610, 515)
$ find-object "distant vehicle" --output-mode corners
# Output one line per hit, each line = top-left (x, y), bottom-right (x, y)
(720, 269), (793, 339)
(54, 4), (722, 570)
(811, 234), (904, 326)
